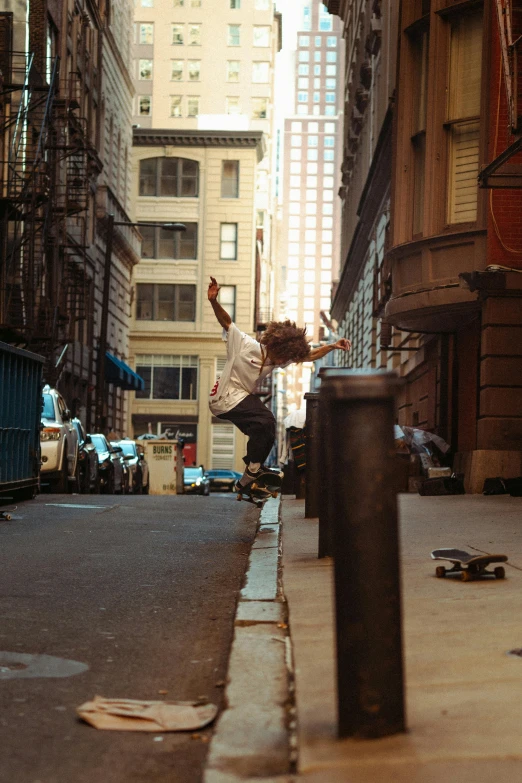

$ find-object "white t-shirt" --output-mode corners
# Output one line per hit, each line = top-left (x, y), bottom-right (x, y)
(209, 323), (281, 415)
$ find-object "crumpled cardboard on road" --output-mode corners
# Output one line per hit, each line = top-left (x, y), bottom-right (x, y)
(77, 695), (217, 731)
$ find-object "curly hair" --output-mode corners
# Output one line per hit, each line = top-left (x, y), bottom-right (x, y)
(259, 320), (311, 366)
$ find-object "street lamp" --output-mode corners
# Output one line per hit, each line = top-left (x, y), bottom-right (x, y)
(94, 215), (186, 431)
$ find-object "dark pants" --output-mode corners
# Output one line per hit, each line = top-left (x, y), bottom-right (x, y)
(217, 394), (276, 466)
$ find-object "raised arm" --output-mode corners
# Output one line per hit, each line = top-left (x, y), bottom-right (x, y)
(308, 338), (351, 361)
(208, 276), (232, 330)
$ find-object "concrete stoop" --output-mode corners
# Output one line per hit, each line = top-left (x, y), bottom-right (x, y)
(204, 497), (295, 783)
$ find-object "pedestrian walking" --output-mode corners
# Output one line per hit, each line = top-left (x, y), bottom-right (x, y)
(207, 276), (351, 492)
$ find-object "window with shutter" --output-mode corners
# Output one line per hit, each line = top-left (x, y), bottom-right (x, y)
(446, 11), (482, 225)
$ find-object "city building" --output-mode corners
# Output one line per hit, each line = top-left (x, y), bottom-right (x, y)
(278, 0), (344, 411)
(329, 0), (522, 492)
(128, 0), (282, 466)
(0, 0), (140, 436)
(129, 129), (264, 469)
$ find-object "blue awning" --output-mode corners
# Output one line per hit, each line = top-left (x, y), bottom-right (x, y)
(105, 352), (145, 392)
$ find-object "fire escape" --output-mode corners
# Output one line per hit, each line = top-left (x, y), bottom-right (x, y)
(0, 50), (98, 380)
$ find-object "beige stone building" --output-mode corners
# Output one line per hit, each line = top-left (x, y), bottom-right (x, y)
(132, 0), (282, 329)
(128, 129), (265, 469)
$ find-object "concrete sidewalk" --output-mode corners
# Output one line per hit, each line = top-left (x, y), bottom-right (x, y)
(282, 494), (522, 782)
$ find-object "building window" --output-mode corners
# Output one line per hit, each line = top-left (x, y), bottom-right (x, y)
(139, 59), (153, 79)
(290, 148), (301, 160)
(139, 157), (199, 197)
(188, 60), (201, 80)
(299, 35), (309, 46)
(327, 36), (336, 46)
(170, 95), (182, 116)
(187, 96), (199, 116)
(299, 51), (309, 62)
(253, 26), (270, 47)
(314, 51), (321, 62)
(220, 223), (238, 259)
(136, 355), (198, 400)
(446, 11), (482, 224)
(137, 284), (196, 321)
(139, 23), (154, 44)
(411, 28), (429, 235)
(326, 51), (337, 62)
(228, 24), (240, 46)
(252, 61), (269, 82)
(298, 64), (309, 75)
(291, 121), (302, 131)
(252, 97), (267, 118)
(221, 160), (239, 197)
(188, 24), (201, 45)
(291, 135), (302, 147)
(230, 0), (240, 6)
(326, 78), (336, 89)
(308, 135), (318, 147)
(171, 60), (183, 80)
(227, 61), (240, 81)
(226, 96), (241, 114)
(172, 24), (184, 44)
(324, 136), (334, 147)
(173, 0), (184, 5)
(298, 77), (309, 88)
(325, 93), (335, 103)
(218, 285), (236, 321)
(298, 92), (308, 103)
(255, 0), (269, 7)
(140, 222), (198, 259)
(307, 149), (318, 161)
(191, 0), (201, 6)
(325, 106), (335, 116)
(139, 96), (151, 115)
(326, 64), (336, 76)
(142, 0), (153, 7)
(313, 92), (320, 103)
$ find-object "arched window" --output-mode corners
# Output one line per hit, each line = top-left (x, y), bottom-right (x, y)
(139, 157), (199, 197)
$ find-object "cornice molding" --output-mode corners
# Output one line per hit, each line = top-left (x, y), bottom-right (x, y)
(133, 129), (266, 161)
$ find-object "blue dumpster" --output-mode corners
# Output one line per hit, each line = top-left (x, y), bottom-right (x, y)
(0, 341), (44, 499)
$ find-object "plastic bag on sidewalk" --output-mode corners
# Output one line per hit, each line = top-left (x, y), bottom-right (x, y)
(77, 696), (217, 731)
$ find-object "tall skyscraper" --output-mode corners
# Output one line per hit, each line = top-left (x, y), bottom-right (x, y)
(278, 0), (344, 410)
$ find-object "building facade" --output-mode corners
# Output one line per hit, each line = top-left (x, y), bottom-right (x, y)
(131, 0), (281, 330)
(329, 0), (522, 492)
(129, 129), (264, 469)
(278, 0), (344, 412)
(0, 0), (140, 436)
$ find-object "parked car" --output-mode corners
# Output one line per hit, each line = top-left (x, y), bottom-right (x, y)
(72, 418), (100, 493)
(183, 466), (210, 496)
(115, 440), (149, 494)
(205, 469), (242, 492)
(89, 434), (127, 494)
(40, 386), (79, 492)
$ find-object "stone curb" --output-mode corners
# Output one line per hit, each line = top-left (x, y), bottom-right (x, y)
(204, 497), (293, 782)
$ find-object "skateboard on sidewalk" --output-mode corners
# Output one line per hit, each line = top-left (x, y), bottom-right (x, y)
(431, 548), (508, 581)
(0, 505), (17, 521)
(236, 471), (283, 509)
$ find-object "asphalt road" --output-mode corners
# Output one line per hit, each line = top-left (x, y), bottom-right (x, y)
(0, 493), (258, 783)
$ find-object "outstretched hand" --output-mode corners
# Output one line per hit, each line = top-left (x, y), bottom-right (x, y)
(208, 276), (220, 301)
(335, 338), (352, 352)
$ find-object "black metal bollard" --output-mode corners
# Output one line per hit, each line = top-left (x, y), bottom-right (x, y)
(317, 368), (334, 557)
(304, 392), (320, 518)
(321, 369), (406, 739)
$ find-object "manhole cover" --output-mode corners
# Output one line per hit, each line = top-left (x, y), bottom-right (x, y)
(0, 652), (88, 680)
(507, 649), (522, 658)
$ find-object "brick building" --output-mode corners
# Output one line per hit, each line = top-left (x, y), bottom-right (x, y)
(328, 0), (522, 492)
(0, 0), (140, 435)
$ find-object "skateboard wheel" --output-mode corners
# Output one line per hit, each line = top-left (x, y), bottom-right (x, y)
(461, 570), (472, 582)
(435, 566), (446, 578)
(494, 566), (506, 579)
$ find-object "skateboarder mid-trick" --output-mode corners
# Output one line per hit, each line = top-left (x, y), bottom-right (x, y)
(207, 276), (351, 495)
